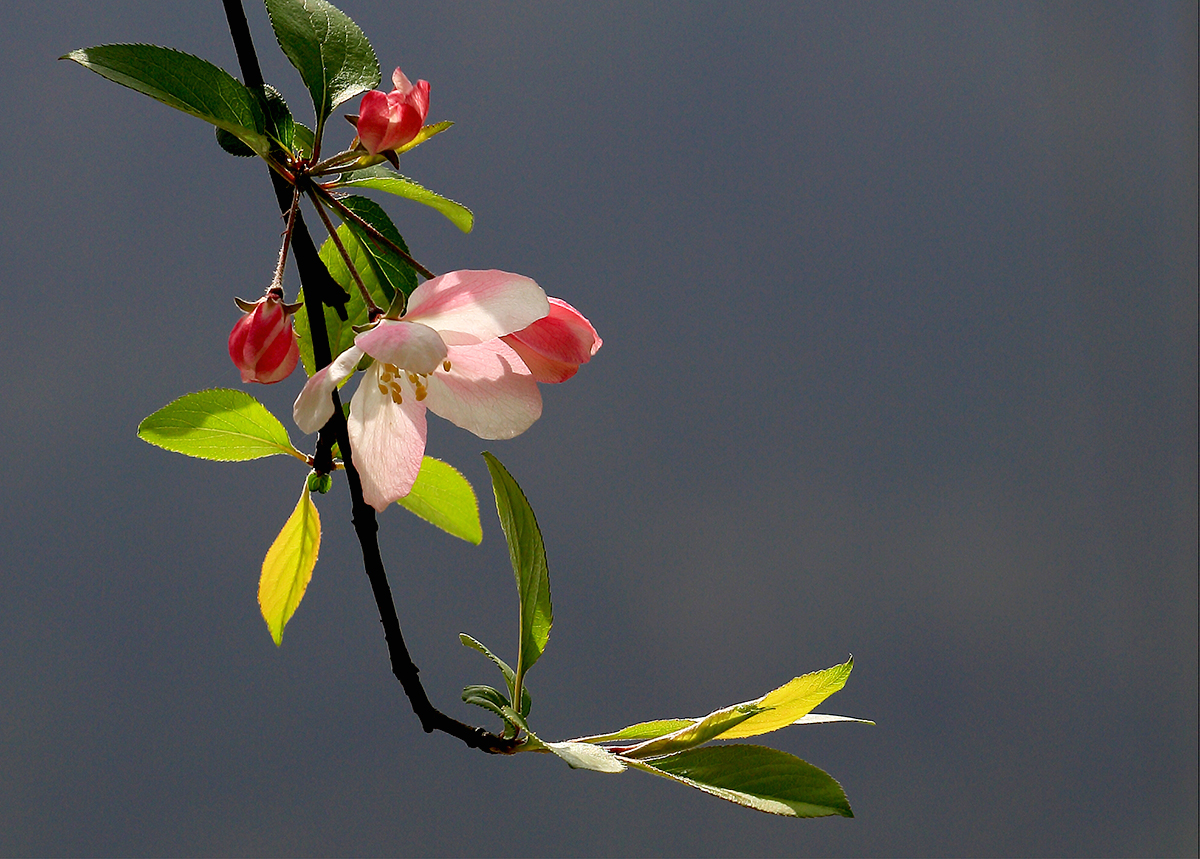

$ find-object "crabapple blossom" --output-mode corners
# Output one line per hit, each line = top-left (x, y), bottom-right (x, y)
(294, 270), (568, 511)
(228, 289), (300, 384)
(502, 297), (602, 383)
(356, 67), (430, 156)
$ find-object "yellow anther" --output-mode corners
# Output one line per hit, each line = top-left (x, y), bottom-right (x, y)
(408, 372), (420, 385)
(377, 383), (389, 396)
(415, 387), (427, 401)
(443, 360), (452, 372)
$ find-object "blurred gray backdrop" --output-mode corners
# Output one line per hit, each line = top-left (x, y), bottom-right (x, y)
(2, 1), (1195, 855)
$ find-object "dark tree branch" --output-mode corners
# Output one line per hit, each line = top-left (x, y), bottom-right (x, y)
(220, 0), (519, 755)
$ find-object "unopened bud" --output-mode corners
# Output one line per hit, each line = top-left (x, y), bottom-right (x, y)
(228, 291), (301, 384)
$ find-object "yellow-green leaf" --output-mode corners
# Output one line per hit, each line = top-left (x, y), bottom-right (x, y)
(621, 704), (761, 760)
(717, 658), (855, 739)
(397, 457), (482, 543)
(258, 485), (321, 646)
(571, 719), (695, 745)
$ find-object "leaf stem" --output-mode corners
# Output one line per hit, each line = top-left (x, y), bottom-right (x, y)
(305, 186), (380, 315)
(221, 0), (517, 755)
(311, 183), (438, 281)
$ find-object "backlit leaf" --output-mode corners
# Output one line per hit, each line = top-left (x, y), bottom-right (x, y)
(396, 457), (481, 543)
(137, 389), (301, 461)
(336, 163), (474, 233)
(718, 658), (856, 739)
(259, 485), (321, 645)
(620, 704), (760, 760)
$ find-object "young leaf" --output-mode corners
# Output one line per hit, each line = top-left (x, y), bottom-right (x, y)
(335, 195), (419, 300)
(572, 720), (696, 745)
(625, 745), (854, 818)
(335, 164), (475, 233)
(717, 658), (857, 739)
(259, 485), (321, 645)
(138, 389), (302, 461)
(396, 457), (482, 544)
(482, 453), (552, 706)
(619, 704), (761, 760)
(459, 633), (532, 717)
(543, 742), (627, 773)
(63, 45), (270, 157)
(392, 119), (455, 154)
(461, 684), (525, 734)
(264, 0), (379, 133)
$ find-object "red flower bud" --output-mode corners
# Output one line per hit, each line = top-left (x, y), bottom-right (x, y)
(356, 67), (431, 156)
(228, 292), (300, 384)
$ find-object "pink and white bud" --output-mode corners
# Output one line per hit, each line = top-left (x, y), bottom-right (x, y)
(228, 291), (300, 384)
(356, 67), (431, 155)
(502, 297), (602, 383)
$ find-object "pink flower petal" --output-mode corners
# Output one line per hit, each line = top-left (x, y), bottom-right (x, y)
(423, 340), (542, 439)
(348, 366), (428, 510)
(355, 320), (447, 375)
(405, 270), (550, 346)
(292, 346), (363, 434)
(501, 336), (581, 383)
(501, 297), (601, 383)
(379, 90), (423, 150)
(391, 67), (413, 93)
(404, 79), (430, 121)
(356, 90), (392, 155)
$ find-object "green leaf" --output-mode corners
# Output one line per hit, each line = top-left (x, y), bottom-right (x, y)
(482, 453), (552, 708)
(572, 720), (696, 745)
(264, 0), (379, 133)
(259, 485), (321, 645)
(626, 745), (854, 818)
(137, 389), (301, 461)
(718, 658), (856, 739)
(620, 704), (761, 760)
(461, 684), (526, 733)
(336, 195), (419, 301)
(336, 163), (474, 233)
(459, 633), (532, 717)
(216, 84), (295, 156)
(63, 44), (270, 157)
(292, 122), (317, 159)
(396, 457), (482, 544)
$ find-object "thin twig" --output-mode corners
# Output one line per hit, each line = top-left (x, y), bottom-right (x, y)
(306, 186), (380, 313)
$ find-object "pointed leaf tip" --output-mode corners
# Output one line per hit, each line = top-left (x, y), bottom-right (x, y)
(397, 457), (482, 543)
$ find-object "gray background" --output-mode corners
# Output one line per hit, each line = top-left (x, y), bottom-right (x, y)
(2, 1), (1195, 855)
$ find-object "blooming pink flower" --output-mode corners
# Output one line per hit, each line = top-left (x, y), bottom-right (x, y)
(228, 290), (300, 384)
(501, 297), (602, 383)
(356, 67), (430, 156)
(293, 271), (551, 511)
